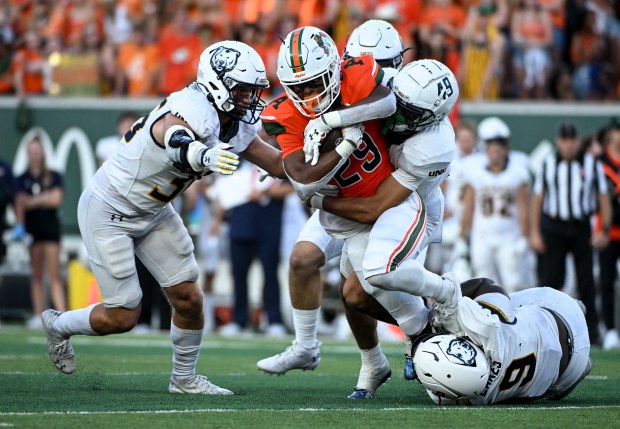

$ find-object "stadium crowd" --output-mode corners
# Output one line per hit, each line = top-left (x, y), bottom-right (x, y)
(0, 0), (619, 100)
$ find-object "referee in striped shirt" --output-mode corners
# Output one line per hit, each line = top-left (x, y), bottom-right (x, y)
(530, 122), (612, 345)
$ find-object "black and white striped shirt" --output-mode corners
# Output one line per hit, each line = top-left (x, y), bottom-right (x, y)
(533, 152), (608, 221)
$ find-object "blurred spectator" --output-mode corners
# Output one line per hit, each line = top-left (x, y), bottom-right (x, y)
(0, 156), (16, 264)
(457, 117), (531, 293)
(212, 160), (288, 337)
(459, 2), (506, 101)
(549, 64), (577, 100)
(418, 0), (466, 73)
(511, 0), (553, 99)
(539, 0), (566, 63)
(187, 177), (221, 334)
(439, 120), (480, 277)
(95, 111), (140, 166)
(115, 22), (159, 96)
(12, 30), (50, 97)
(0, 34), (15, 94)
(598, 121), (620, 350)
(530, 122), (611, 345)
(14, 135), (65, 329)
(570, 10), (606, 100)
(157, 9), (202, 95)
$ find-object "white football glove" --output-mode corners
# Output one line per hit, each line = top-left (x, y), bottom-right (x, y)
(335, 125), (365, 159)
(201, 143), (239, 175)
(303, 117), (332, 165)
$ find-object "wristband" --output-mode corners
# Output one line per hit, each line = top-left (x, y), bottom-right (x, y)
(335, 139), (356, 159)
(322, 111), (343, 129)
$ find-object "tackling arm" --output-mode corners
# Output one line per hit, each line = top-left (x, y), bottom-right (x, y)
(315, 175), (412, 224)
(321, 84), (397, 129)
(241, 135), (286, 179)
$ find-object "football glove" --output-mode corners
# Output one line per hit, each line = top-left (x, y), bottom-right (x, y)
(201, 143), (239, 175)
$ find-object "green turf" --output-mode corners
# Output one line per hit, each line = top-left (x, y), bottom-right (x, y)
(0, 327), (619, 429)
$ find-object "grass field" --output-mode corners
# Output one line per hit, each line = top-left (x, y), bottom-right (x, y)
(1, 327), (619, 429)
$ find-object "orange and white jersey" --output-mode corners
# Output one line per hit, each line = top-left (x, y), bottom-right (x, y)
(90, 85), (261, 216)
(262, 55), (394, 238)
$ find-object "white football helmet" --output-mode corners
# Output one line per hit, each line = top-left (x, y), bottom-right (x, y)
(413, 334), (489, 402)
(389, 59), (459, 134)
(197, 41), (269, 124)
(277, 26), (341, 117)
(477, 116), (511, 141)
(344, 19), (404, 70)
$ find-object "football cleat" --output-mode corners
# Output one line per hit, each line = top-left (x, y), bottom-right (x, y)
(348, 360), (392, 400)
(439, 271), (462, 309)
(42, 309), (76, 374)
(169, 375), (233, 395)
(256, 341), (321, 375)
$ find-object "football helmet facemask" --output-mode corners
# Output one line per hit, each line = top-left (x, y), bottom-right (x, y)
(197, 41), (269, 124)
(412, 334), (489, 402)
(277, 26), (341, 117)
(344, 19), (404, 71)
(388, 59), (459, 134)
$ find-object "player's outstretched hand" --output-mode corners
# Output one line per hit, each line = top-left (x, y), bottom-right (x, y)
(202, 143), (239, 175)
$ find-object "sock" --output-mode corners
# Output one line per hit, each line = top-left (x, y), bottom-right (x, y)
(293, 308), (320, 349)
(360, 344), (386, 369)
(52, 303), (98, 337)
(356, 344), (388, 390)
(171, 322), (203, 380)
(203, 293), (215, 333)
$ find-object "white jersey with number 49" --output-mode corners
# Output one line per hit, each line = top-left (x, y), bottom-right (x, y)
(89, 84), (261, 216)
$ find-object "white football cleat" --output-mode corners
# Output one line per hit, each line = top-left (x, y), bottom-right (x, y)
(42, 309), (76, 374)
(169, 375), (233, 395)
(348, 357), (392, 399)
(256, 341), (320, 375)
(438, 271), (462, 308)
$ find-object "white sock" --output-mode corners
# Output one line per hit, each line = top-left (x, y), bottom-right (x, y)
(52, 304), (98, 337)
(171, 323), (203, 380)
(293, 308), (320, 349)
(356, 344), (388, 389)
(203, 293), (215, 333)
(360, 344), (386, 370)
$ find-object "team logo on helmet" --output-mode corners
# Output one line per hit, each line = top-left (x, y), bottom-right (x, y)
(312, 32), (330, 55)
(210, 46), (241, 76)
(446, 338), (478, 366)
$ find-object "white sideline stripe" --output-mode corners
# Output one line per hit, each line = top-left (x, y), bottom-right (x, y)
(2, 405), (620, 416)
(0, 371), (608, 381)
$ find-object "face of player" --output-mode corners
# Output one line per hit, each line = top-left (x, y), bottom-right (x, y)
(485, 139), (509, 170)
(287, 75), (328, 115)
(230, 84), (263, 115)
(456, 128), (477, 155)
